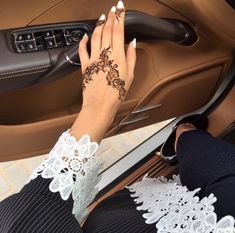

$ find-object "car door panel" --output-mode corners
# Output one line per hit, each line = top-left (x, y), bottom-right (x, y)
(118, 63), (229, 134)
(0, 0), (233, 161)
(0, 0), (64, 30)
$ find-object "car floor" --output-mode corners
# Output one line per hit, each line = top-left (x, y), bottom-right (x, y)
(0, 120), (172, 201)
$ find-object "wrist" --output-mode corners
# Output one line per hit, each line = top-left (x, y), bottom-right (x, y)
(70, 107), (115, 143)
(81, 106), (116, 125)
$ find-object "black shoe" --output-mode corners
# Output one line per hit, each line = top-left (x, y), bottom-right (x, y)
(160, 114), (208, 165)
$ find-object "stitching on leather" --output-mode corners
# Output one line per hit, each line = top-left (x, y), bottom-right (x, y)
(0, 65), (51, 76)
(0, 69), (48, 80)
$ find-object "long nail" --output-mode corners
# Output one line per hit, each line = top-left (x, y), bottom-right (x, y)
(117, 0), (124, 9)
(96, 14), (106, 27)
(99, 14), (106, 21)
(116, 1), (125, 21)
(83, 33), (88, 38)
(111, 6), (116, 13)
(133, 38), (136, 48)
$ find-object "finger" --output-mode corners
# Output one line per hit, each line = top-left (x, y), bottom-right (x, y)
(78, 33), (90, 72)
(90, 14), (106, 60)
(113, 1), (125, 54)
(125, 38), (137, 88)
(101, 6), (116, 49)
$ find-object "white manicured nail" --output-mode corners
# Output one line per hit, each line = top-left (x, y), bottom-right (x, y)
(83, 33), (87, 38)
(117, 0), (124, 9)
(133, 38), (136, 48)
(99, 14), (106, 21)
(111, 6), (116, 12)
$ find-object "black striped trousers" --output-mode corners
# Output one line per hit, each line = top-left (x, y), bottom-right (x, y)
(0, 177), (83, 233)
(0, 176), (154, 233)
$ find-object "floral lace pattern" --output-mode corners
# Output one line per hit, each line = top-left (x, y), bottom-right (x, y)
(28, 130), (101, 223)
(127, 175), (235, 233)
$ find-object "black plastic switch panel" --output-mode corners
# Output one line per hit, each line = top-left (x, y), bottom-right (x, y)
(12, 23), (90, 53)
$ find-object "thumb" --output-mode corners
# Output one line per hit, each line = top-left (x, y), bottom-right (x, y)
(125, 38), (137, 89)
(78, 33), (90, 73)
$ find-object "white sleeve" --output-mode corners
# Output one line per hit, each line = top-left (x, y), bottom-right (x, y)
(127, 175), (235, 233)
(27, 129), (102, 223)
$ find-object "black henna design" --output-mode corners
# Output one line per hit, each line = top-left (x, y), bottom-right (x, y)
(115, 8), (125, 22)
(82, 47), (127, 101)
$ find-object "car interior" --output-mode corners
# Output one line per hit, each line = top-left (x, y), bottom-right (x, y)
(0, 0), (235, 213)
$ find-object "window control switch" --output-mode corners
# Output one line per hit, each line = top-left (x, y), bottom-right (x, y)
(26, 42), (36, 51)
(12, 22), (90, 53)
(25, 33), (34, 40)
(46, 39), (56, 48)
(16, 42), (27, 52)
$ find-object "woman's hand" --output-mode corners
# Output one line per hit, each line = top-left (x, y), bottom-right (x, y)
(79, 1), (136, 119)
(70, 1), (136, 143)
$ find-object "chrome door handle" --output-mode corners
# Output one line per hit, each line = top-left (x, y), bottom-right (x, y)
(131, 104), (161, 115)
(119, 115), (149, 126)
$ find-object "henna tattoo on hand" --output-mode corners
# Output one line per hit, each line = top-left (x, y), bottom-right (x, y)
(82, 47), (127, 101)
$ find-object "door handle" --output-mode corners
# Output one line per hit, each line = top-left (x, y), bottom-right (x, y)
(63, 10), (198, 69)
(124, 10), (197, 46)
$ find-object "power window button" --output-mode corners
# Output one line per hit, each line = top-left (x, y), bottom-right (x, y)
(16, 35), (24, 41)
(16, 43), (27, 52)
(25, 33), (33, 40)
(44, 31), (53, 38)
(26, 42), (36, 51)
(46, 39), (56, 48)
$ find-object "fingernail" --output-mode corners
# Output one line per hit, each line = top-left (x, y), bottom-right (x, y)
(83, 33), (88, 38)
(96, 14), (106, 27)
(111, 6), (116, 12)
(117, 0), (124, 9)
(99, 14), (106, 21)
(132, 38), (136, 48)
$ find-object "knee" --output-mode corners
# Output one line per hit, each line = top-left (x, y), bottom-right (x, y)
(175, 123), (196, 152)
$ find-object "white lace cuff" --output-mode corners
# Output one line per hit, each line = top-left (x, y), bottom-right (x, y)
(28, 129), (101, 223)
(127, 175), (235, 233)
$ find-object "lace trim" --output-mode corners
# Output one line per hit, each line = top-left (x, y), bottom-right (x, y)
(127, 175), (235, 233)
(28, 130), (101, 223)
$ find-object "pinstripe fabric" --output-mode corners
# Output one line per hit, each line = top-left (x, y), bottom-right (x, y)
(0, 176), (155, 233)
(0, 177), (82, 233)
(0, 177), (155, 233)
(82, 188), (156, 233)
